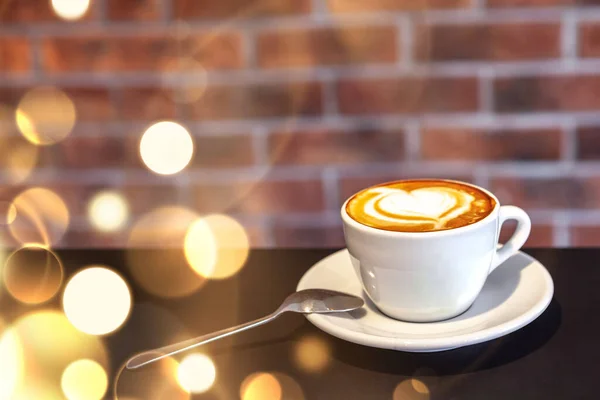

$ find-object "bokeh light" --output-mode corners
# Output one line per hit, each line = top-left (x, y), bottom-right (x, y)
(61, 359), (108, 400)
(139, 121), (194, 175)
(3, 244), (63, 304)
(275, 373), (305, 400)
(15, 86), (76, 145)
(0, 329), (23, 400)
(164, 58), (208, 104)
(293, 335), (331, 373)
(241, 373), (282, 400)
(8, 310), (108, 399)
(185, 214), (250, 280)
(51, 0), (90, 21)
(0, 201), (17, 225)
(177, 353), (216, 394)
(393, 379), (431, 400)
(9, 187), (70, 246)
(0, 102), (39, 183)
(0, 248), (5, 291)
(241, 372), (305, 400)
(127, 207), (206, 298)
(184, 218), (217, 279)
(63, 266), (132, 335)
(413, 367), (438, 393)
(87, 191), (129, 232)
(0, 135), (39, 184)
(114, 357), (190, 400)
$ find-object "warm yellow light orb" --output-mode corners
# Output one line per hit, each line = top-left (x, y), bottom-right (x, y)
(8, 310), (108, 399)
(140, 121), (194, 175)
(177, 354), (216, 394)
(9, 187), (70, 246)
(15, 86), (76, 145)
(126, 207), (206, 298)
(0, 201), (17, 225)
(185, 214), (250, 280)
(393, 379), (431, 400)
(87, 191), (129, 232)
(241, 373), (282, 400)
(63, 267), (132, 335)
(3, 245), (63, 305)
(51, 0), (90, 21)
(0, 329), (22, 400)
(293, 335), (331, 373)
(61, 359), (108, 400)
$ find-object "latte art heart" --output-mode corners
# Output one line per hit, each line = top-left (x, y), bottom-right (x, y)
(346, 180), (496, 232)
(365, 187), (474, 228)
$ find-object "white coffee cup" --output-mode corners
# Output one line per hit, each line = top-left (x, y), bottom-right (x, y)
(341, 180), (531, 322)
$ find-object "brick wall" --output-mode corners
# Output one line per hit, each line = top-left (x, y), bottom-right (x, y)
(3, 0), (600, 247)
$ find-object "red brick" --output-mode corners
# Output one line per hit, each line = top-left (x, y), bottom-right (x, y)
(268, 128), (405, 165)
(173, 0), (311, 19)
(186, 82), (323, 120)
(578, 23), (600, 58)
(576, 126), (600, 160)
(0, 37), (31, 72)
(339, 175), (476, 203)
(337, 77), (478, 115)
(192, 135), (255, 168)
(38, 136), (137, 169)
(0, 88), (24, 106)
(570, 226), (600, 247)
(108, 0), (162, 21)
(119, 88), (178, 120)
(63, 87), (115, 121)
(193, 180), (325, 214)
(499, 221), (553, 247)
(490, 177), (600, 209)
(273, 223), (344, 247)
(42, 33), (243, 72)
(123, 184), (183, 214)
(0, 0), (94, 22)
(416, 23), (560, 62)
(495, 75), (600, 112)
(257, 25), (398, 68)
(327, 0), (470, 13)
(422, 128), (562, 161)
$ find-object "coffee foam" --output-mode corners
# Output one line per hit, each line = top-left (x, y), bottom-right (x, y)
(346, 180), (495, 232)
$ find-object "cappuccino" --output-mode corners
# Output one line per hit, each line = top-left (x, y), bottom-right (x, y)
(346, 180), (496, 233)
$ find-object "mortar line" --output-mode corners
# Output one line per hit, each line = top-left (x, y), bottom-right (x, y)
(553, 212), (570, 247)
(322, 168), (340, 211)
(398, 15), (413, 68)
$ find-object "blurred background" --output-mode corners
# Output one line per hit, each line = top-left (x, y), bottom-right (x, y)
(2, 0), (600, 248)
(0, 2), (591, 399)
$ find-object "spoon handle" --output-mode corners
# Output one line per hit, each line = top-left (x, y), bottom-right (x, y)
(126, 311), (280, 369)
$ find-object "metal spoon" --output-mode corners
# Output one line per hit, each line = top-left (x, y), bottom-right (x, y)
(126, 289), (364, 369)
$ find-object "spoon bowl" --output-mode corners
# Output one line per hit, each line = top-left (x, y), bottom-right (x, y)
(281, 289), (365, 314)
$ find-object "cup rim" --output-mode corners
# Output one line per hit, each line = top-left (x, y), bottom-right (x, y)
(340, 178), (500, 238)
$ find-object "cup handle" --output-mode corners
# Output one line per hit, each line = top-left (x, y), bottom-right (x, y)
(489, 205), (532, 274)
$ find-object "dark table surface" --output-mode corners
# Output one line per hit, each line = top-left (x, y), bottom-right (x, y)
(2, 248), (597, 399)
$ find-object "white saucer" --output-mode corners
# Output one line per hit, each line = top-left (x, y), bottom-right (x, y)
(297, 249), (554, 352)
